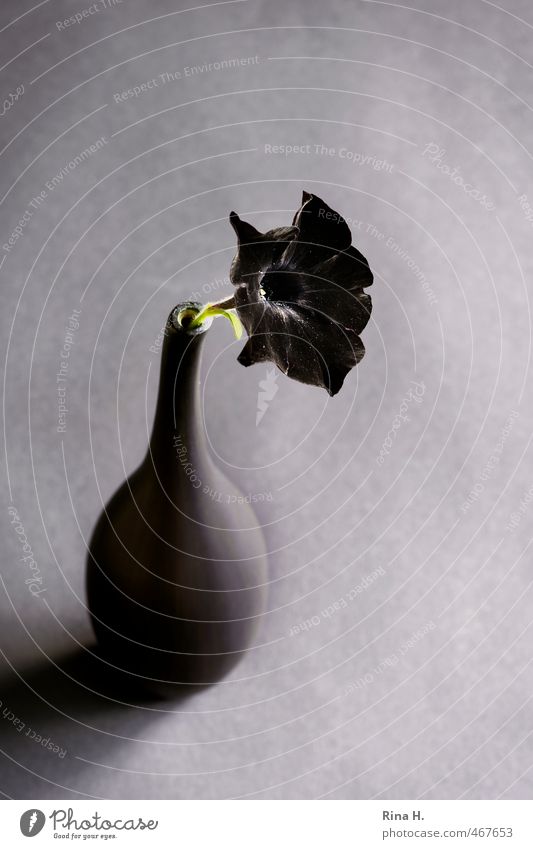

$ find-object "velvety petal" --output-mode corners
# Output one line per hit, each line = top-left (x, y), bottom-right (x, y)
(237, 331), (271, 367)
(317, 244), (374, 290)
(229, 193), (373, 395)
(236, 299), (365, 396)
(282, 191), (352, 269)
(229, 213), (298, 292)
(293, 191), (352, 249)
(292, 278), (372, 336)
(229, 211), (262, 244)
(262, 226), (300, 264)
(243, 263), (372, 335)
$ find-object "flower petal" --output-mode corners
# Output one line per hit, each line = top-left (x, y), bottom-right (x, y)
(229, 193), (373, 395)
(293, 191), (352, 250)
(229, 213), (298, 293)
(281, 191), (352, 269)
(236, 300), (365, 395)
(229, 211), (262, 244)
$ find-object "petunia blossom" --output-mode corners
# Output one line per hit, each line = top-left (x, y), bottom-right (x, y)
(229, 191), (373, 396)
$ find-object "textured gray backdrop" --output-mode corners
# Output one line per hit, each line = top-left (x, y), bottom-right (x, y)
(1, 0), (533, 799)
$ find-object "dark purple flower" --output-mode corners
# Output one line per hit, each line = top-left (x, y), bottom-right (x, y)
(229, 191), (373, 396)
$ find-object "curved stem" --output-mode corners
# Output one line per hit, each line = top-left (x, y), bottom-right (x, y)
(187, 295), (242, 339)
(209, 295), (236, 310)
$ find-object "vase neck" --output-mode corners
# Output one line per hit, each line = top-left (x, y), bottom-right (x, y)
(147, 311), (210, 479)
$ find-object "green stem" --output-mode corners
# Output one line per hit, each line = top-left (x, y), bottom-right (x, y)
(187, 296), (242, 339)
(208, 295), (236, 311)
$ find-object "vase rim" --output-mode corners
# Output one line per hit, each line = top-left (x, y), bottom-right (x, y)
(169, 301), (213, 336)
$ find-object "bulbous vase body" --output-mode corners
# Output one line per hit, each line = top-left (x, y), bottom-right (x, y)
(86, 305), (268, 695)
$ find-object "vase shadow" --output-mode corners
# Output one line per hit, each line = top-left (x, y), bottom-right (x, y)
(0, 644), (204, 799)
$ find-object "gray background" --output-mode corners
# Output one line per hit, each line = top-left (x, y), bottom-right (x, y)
(1, 0), (533, 799)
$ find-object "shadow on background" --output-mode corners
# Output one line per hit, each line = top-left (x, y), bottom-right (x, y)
(0, 645), (200, 799)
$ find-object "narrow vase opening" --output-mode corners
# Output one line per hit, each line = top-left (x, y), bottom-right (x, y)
(170, 302), (212, 335)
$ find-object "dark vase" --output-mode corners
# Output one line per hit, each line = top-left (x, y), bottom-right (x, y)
(86, 302), (269, 696)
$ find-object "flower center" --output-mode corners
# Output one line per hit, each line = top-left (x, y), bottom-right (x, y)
(259, 270), (302, 303)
